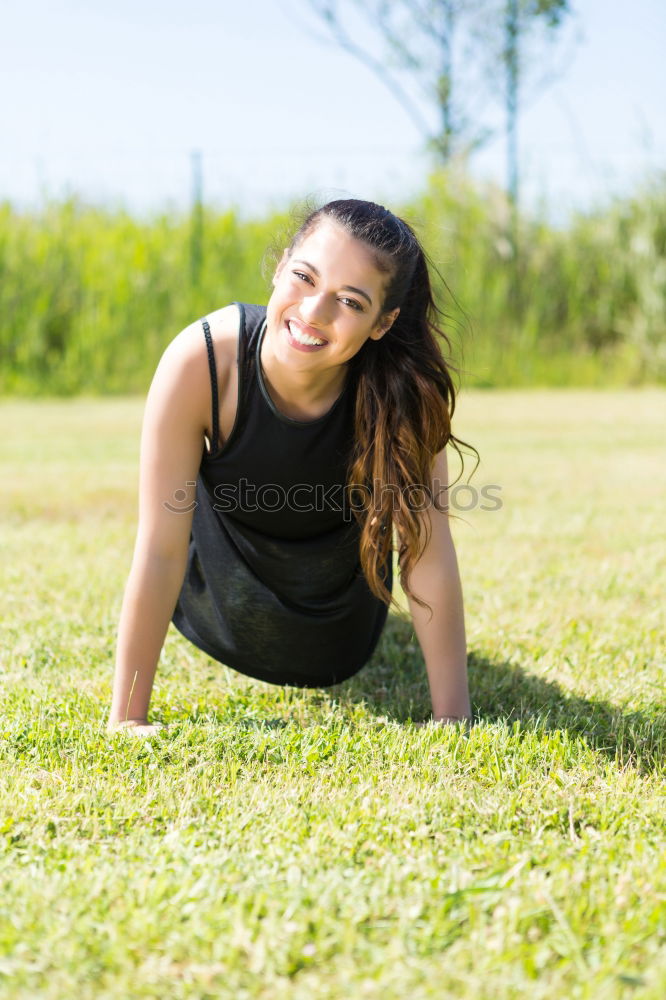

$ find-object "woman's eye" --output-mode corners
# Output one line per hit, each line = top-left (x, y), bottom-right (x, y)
(290, 274), (362, 311)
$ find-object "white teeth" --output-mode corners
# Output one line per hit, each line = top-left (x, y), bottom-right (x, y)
(288, 322), (325, 346)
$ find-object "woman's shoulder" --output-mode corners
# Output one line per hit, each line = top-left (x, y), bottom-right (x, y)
(168, 303), (240, 361)
(147, 304), (241, 427)
(157, 304), (240, 385)
(206, 302), (244, 345)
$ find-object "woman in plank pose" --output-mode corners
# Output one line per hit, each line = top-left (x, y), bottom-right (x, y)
(107, 199), (475, 735)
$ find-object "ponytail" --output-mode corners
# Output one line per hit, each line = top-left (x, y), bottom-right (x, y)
(286, 200), (478, 613)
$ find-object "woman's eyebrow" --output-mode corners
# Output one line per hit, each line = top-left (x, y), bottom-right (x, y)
(292, 258), (373, 307)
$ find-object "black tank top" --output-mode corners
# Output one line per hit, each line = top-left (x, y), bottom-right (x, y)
(171, 303), (392, 687)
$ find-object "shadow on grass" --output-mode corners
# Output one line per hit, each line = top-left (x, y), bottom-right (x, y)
(336, 614), (666, 776)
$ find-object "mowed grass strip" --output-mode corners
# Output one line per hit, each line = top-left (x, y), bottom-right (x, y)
(0, 390), (665, 1000)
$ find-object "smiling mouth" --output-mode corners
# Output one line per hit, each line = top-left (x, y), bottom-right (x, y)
(286, 320), (327, 347)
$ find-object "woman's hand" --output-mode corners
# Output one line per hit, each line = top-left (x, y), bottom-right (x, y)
(106, 719), (169, 737)
(108, 319), (211, 738)
(403, 447), (472, 726)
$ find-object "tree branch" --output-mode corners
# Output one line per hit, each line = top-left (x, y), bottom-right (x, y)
(308, 0), (434, 140)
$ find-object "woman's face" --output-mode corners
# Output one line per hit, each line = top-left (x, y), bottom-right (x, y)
(265, 218), (399, 373)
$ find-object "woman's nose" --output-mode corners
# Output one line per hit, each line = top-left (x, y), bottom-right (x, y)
(300, 292), (332, 326)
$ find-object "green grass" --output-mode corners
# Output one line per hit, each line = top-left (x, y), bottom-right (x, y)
(3, 171), (666, 394)
(1, 390), (665, 999)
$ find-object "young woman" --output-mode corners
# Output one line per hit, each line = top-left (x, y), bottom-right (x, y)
(107, 199), (475, 735)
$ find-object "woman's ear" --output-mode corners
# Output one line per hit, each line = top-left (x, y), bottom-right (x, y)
(272, 249), (290, 287)
(370, 308), (400, 341)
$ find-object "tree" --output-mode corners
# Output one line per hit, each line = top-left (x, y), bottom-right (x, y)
(473, 0), (572, 272)
(305, 0), (491, 164)
(304, 0), (574, 205)
(304, 0), (576, 311)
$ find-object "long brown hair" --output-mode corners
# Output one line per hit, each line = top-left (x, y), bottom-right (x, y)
(286, 199), (478, 612)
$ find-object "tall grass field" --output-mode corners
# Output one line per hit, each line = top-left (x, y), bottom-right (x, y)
(2, 168), (666, 396)
(0, 389), (664, 999)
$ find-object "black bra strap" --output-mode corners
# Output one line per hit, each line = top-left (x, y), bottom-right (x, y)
(202, 319), (219, 454)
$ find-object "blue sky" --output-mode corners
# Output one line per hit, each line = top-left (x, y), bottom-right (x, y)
(1, 0), (664, 223)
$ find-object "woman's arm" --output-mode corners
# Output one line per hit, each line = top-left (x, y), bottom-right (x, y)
(107, 323), (212, 732)
(403, 447), (472, 726)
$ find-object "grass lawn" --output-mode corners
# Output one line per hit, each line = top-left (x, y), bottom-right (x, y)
(0, 389), (664, 999)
